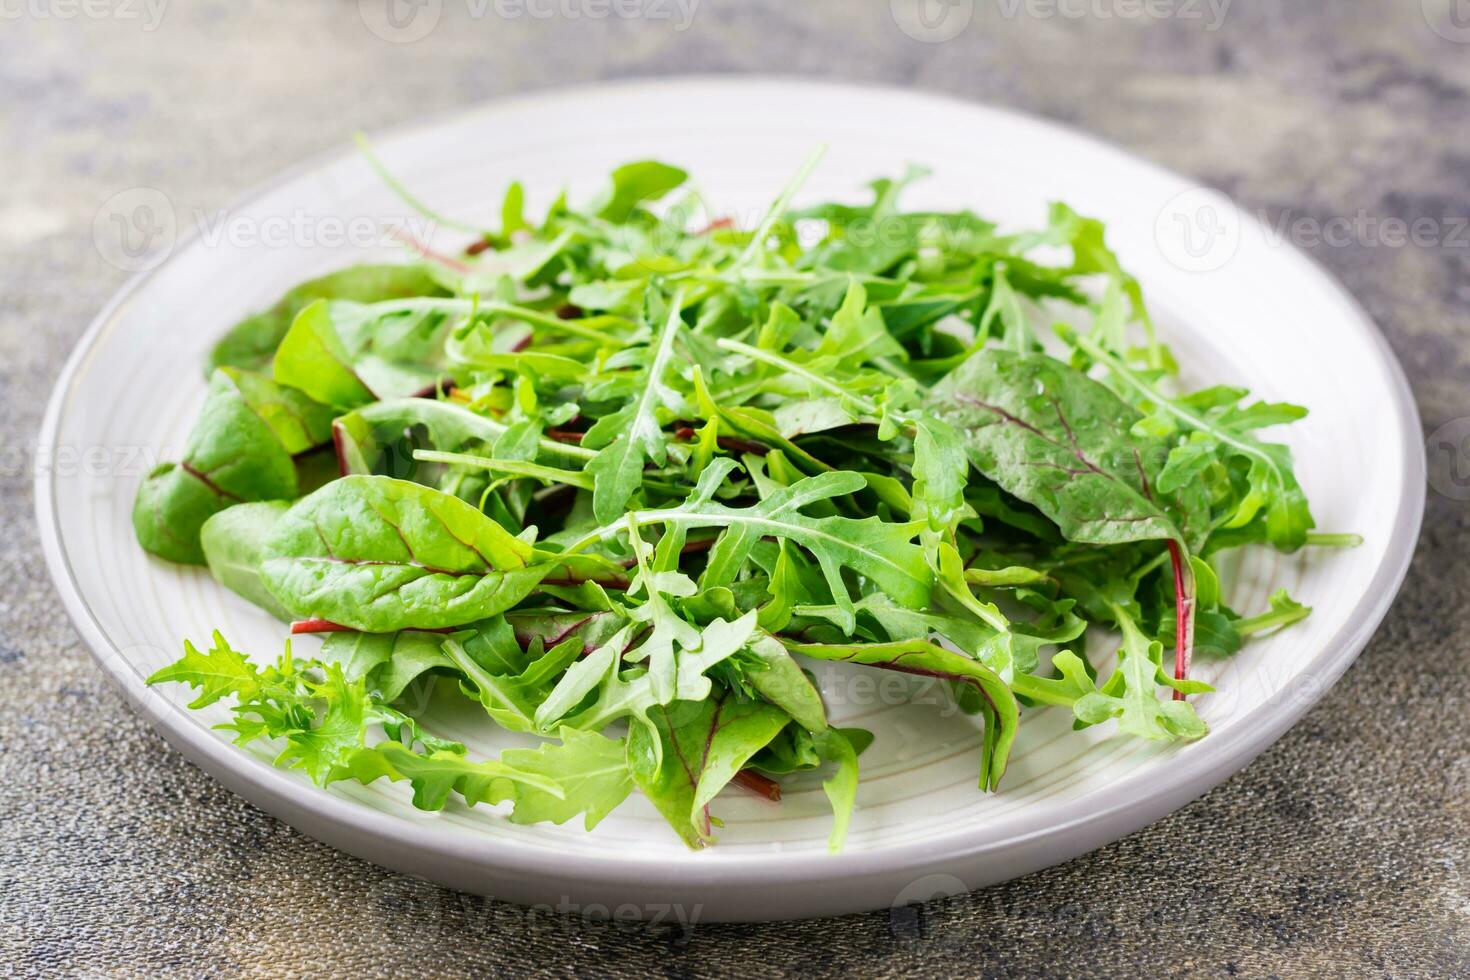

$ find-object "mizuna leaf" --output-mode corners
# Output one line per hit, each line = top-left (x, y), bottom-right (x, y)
(499, 728), (634, 830)
(260, 475), (550, 631)
(146, 631), (261, 709)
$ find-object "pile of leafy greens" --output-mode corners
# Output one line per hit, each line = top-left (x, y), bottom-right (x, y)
(140, 150), (1345, 850)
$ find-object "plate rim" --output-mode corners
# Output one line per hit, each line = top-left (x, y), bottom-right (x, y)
(35, 75), (1427, 916)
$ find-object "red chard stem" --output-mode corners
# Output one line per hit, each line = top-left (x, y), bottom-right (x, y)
(1166, 540), (1196, 701)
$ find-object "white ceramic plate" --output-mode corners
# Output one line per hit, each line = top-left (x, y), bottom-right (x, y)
(38, 79), (1424, 922)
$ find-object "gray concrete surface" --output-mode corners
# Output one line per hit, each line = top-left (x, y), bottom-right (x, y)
(2, 1), (1468, 975)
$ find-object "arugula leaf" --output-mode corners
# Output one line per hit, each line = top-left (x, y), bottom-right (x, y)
(535, 611), (759, 735)
(1234, 588), (1312, 638)
(586, 462), (933, 631)
(335, 741), (532, 810)
(143, 157), (1344, 851)
(813, 728), (861, 852)
(593, 161), (689, 223)
(782, 637), (1019, 791)
(583, 289), (687, 523)
(1074, 603), (1212, 740)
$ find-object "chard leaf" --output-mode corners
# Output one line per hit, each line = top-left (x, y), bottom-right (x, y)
(208, 263), (444, 375)
(626, 687), (790, 848)
(260, 475), (550, 631)
(200, 502), (292, 620)
(318, 629), (455, 701)
(744, 634), (827, 732)
(926, 348), (1201, 549)
(134, 368), (331, 564)
(274, 299), (450, 408)
(446, 633), (583, 734)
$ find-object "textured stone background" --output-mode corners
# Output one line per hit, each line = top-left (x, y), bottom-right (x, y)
(3, 1), (1469, 976)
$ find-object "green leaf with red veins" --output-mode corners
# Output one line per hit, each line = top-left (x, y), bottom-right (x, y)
(260, 475), (551, 632)
(134, 368), (333, 565)
(626, 687), (791, 848)
(925, 348), (1204, 550)
(274, 299), (452, 408)
(207, 262), (445, 376)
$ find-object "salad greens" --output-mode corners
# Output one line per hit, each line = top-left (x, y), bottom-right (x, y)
(141, 149), (1352, 850)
